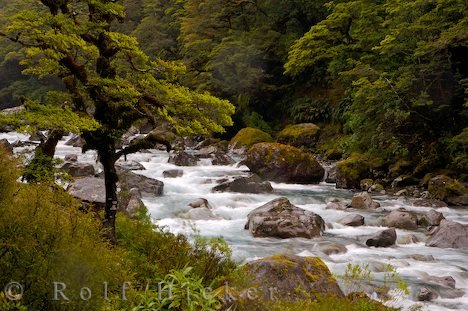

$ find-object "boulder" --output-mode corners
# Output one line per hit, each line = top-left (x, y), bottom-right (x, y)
(338, 214), (365, 226)
(336, 153), (383, 189)
(426, 276), (456, 289)
(118, 169), (164, 196)
(245, 255), (343, 301)
(245, 197), (325, 239)
(413, 199), (448, 208)
(64, 154), (78, 162)
(360, 179), (374, 191)
(417, 287), (438, 301)
(168, 151), (199, 166)
(68, 177), (106, 209)
(447, 195), (468, 206)
(326, 201), (348, 210)
(120, 188), (146, 218)
(28, 131), (46, 142)
(212, 174), (273, 194)
(384, 208), (418, 230)
(0, 139), (13, 154)
(319, 243), (348, 255)
(228, 127), (273, 153)
(428, 175), (467, 203)
(116, 160), (145, 171)
(276, 123), (320, 149)
(188, 198), (212, 209)
(351, 192), (380, 209)
(366, 228), (396, 247)
(212, 152), (235, 166)
(391, 175), (419, 188)
(65, 134), (85, 148)
(418, 209), (445, 227)
(426, 220), (468, 249)
(324, 163), (337, 183)
(243, 143), (324, 184)
(61, 162), (95, 177)
(180, 207), (220, 220)
(163, 169), (183, 178)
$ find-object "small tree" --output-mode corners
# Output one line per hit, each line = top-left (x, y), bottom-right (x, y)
(0, 0), (234, 242)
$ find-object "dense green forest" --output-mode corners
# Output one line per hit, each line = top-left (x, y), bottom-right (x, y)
(1, 0), (466, 182)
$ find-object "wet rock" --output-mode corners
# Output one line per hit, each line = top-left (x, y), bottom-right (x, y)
(418, 209), (445, 227)
(61, 162), (95, 177)
(118, 169), (164, 196)
(65, 134), (85, 148)
(426, 275), (456, 289)
(426, 220), (468, 249)
(276, 123), (320, 149)
(326, 202), (348, 210)
(68, 177), (105, 209)
(413, 199), (448, 208)
(391, 175), (419, 188)
(163, 169), (183, 178)
(180, 207), (220, 220)
(395, 189), (408, 196)
(319, 243), (347, 255)
(168, 150), (199, 166)
(120, 189), (146, 218)
(447, 195), (468, 206)
(384, 208), (418, 230)
(212, 152), (235, 166)
(188, 198), (212, 209)
(213, 174), (273, 194)
(351, 192), (380, 209)
(245, 197), (325, 239)
(324, 163), (337, 183)
(245, 255), (343, 302)
(366, 228), (396, 247)
(406, 254), (435, 262)
(397, 234), (420, 244)
(243, 143), (324, 184)
(428, 175), (467, 204)
(116, 160), (145, 171)
(198, 145), (218, 157)
(338, 214), (365, 226)
(360, 179), (374, 191)
(64, 154), (78, 162)
(29, 131), (46, 142)
(417, 287), (438, 301)
(0, 139), (13, 154)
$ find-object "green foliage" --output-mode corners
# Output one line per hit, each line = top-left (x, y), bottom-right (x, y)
(0, 149), (132, 311)
(0, 292), (28, 311)
(289, 97), (331, 123)
(132, 266), (219, 311)
(339, 263), (374, 295)
(116, 212), (237, 288)
(21, 150), (70, 183)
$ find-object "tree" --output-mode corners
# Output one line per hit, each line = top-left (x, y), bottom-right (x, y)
(0, 0), (234, 242)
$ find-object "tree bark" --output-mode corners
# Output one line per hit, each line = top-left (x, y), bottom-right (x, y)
(100, 148), (118, 244)
(38, 130), (63, 157)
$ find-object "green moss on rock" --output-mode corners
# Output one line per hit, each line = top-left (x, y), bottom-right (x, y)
(277, 123), (320, 149)
(336, 153), (384, 189)
(428, 175), (467, 201)
(229, 127), (273, 150)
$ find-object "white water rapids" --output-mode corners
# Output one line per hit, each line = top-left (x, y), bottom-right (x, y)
(2, 132), (468, 310)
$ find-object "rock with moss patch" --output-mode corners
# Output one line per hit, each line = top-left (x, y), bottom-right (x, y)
(243, 143), (324, 184)
(336, 153), (383, 189)
(245, 197), (325, 238)
(245, 254), (343, 301)
(428, 175), (467, 205)
(229, 127), (273, 153)
(276, 123), (320, 149)
(0, 139), (13, 154)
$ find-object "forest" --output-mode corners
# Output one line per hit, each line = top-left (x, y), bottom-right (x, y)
(0, 0), (467, 310)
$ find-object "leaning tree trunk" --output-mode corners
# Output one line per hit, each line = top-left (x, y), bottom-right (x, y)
(39, 130), (63, 157)
(100, 148), (119, 244)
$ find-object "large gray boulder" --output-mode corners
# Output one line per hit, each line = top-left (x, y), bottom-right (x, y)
(168, 150), (199, 166)
(351, 192), (380, 209)
(65, 134), (85, 148)
(245, 197), (325, 239)
(366, 228), (397, 247)
(426, 220), (468, 249)
(418, 209), (445, 227)
(118, 169), (163, 196)
(245, 255), (343, 302)
(242, 143), (324, 184)
(68, 177), (106, 209)
(338, 214), (365, 226)
(61, 162), (95, 177)
(212, 174), (273, 194)
(212, 152), (235, 166)
(384, 208), (418, 230)
(188, 198), (212, 209)
(180, 207), (220, 220)
(116, 160), (145, 171)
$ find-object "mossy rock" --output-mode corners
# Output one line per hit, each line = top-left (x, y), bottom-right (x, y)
(245, 254), (343, 302)
(229, 127), (273, 151)
(389, 160), (413, 178)
(336, 153), (384, 189)
(428, 175), (467, 202)
(277, 123), (320, 149)
(243, 143), (324, 184)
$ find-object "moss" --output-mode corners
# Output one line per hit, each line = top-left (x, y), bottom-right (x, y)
(428, 175), (467, 200)
(389, 159), (413, 177)
(229, 127), (273, 149)
(316, 123), (345, 160)
(336, 153), (384, 188)
(277, 123), (320, 141)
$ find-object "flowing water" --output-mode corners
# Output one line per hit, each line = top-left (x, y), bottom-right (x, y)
(2, 133), (468, 310)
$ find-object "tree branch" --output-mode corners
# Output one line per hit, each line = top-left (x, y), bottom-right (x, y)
(116, 130), (172, 159)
